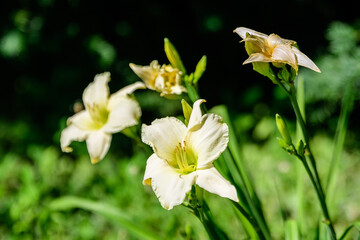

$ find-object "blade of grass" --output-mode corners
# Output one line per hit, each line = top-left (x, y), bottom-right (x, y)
(285, 220), (299, 240)
(49, 196), (162, 240)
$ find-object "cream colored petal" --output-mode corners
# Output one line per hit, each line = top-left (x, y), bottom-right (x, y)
(129, 61), (159, 90)
(69, 110), (99, 131)
(186, 113), (229, 168)
(292, 47), (321, 73)
(60, 124), (89, 153)
(143, 153), (197, 210)
(102, 97), (141, 133)
(86, 131), (112, 164)
(82, 72), (110, 111)
(233, 27), (268, 40)
(110, 82), (146, 100)
(141, 117), (187, 163)
(196, 166), (239, 202)
(272, 45), (297, 69)
(188, 99), (206, 130)
(243, 53), (272, 65)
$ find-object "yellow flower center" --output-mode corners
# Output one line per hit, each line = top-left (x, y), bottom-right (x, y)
(173, 141), (197, 174)
(86, 103), (109, 129)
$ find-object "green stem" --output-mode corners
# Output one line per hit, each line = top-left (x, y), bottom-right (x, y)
(275, 78), (337, 239)
(192, 201), (229, 240)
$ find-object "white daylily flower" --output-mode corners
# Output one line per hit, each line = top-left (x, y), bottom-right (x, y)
(60, 72), (145, 164)
(129, 60), (187, 97)
(142, 99), (239, 210)
(234, 27), (321, 73)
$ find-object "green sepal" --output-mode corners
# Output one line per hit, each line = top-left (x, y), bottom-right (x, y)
(164, 38), (186, 74)
(193, 55), (207, 84)
(252, 62), (277, 83)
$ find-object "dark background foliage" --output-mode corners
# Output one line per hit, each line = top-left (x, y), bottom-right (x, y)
(1, 0), (359, 151)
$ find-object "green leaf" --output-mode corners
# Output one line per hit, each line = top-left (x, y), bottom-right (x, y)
(338, 222), (360, 240)
(285, 220), (299, 240)
(193, 55), (207, 84)
(164, 38), (186, 74)
(49, 196), (162, 240)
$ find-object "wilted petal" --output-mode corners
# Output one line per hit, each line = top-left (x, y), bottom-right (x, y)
(196, 167), (239, 202)
(102, 97), (141, 133)
(243, 53), (272, 65)
(82, 72), (110, 111)
(188, 99), (206, 130)
(142, 117), (187, 163)
(187, 114), (229, 168)
(143, 153), (197, 210)
(86, 131), (112, 164)
(234, 27), (268, 40)
(292, 47), (321, 72)
(129, 61), (160, 90)
(272, 45), (297, 70)
(60, 124), (89, 153)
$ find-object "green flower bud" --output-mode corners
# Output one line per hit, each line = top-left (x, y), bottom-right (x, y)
(164, 38), (186, 74)
(193, 55), (207, 84)
(181, 99), (192, 126)
(275, 114), (292, 145)
(277, 137), (289, 150)
(296, 139), (305, 156)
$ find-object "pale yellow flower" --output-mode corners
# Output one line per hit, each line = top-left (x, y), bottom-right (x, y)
(60, 72), (145, 164)
(234, 27), (320, 73)
(141, 99), (238, 210)
(129, 60), (187, 96)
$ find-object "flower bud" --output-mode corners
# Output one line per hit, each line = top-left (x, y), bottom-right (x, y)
(181, 99), (192, 126)
(164, 38), (186, 74)
(275, 114), (292, 145)
(296, 139), (305, 156)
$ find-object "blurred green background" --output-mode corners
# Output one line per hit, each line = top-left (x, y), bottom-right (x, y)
(1, 0), (359, 239)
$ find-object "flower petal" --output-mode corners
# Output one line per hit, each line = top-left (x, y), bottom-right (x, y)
(109, 81), (146, 101)
(143, 153), (197, 210)
(196, 166), (239, 202)
(102, 97), (141, 133)
(86, 131), (112, 164)
(83, 72), (110, 111)
(272, 45), (297, 70)
(233, 27), (268, 40)
(142, 117), (187, 163)
(243, 53), (272, 65)
(69, 110), (99, 130)
(60, 124), (89, 153)
(188, 99), (206, 130)
(187, 113), (229, 168)
(292, 47), (321, 72)
(129, 61), (160, 90)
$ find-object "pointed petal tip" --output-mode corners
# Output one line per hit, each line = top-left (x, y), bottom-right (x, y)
(62, 146), (73, 153)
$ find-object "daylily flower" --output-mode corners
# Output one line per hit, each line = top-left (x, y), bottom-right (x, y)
(234, 27), (320, 73)
(129, 60), (187, 97)
(60, 72), (145, 164)
(141, 99), (239, 210)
